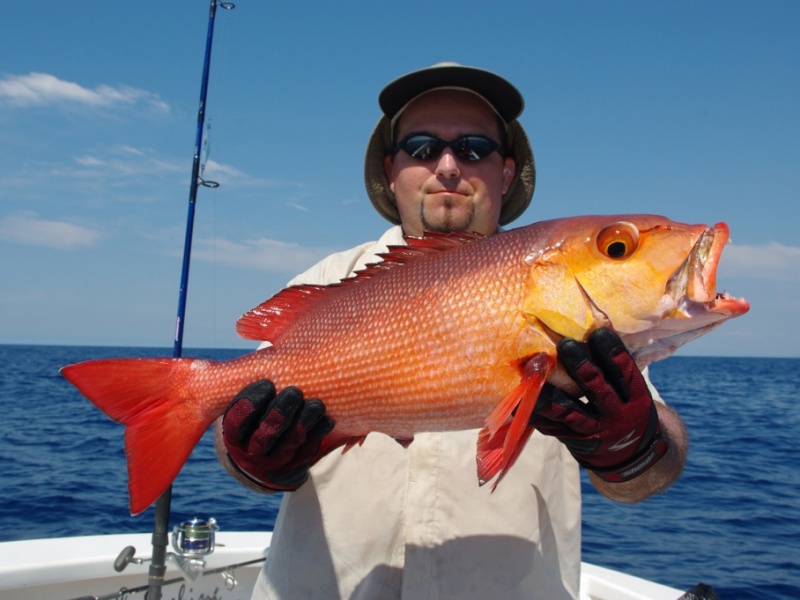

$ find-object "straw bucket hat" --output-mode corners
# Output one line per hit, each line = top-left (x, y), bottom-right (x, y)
(364, 62), (535, 226)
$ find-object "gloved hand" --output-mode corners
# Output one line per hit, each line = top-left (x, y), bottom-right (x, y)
(532, 328), (669, 483)
(222, 380), (334, 492)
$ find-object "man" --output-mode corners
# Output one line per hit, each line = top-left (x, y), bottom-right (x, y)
(215, 63), (688, 599)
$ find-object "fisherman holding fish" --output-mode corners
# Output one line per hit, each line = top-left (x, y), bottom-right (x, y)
(215, 63), (690, 599)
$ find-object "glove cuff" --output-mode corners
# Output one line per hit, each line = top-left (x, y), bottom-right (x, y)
(225, 453), (296, 493)
(589, 433), (670, 483)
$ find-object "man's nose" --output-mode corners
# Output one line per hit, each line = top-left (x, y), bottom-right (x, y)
(435, 149), (461, 178)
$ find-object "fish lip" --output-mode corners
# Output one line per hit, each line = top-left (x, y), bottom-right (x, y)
(666, 222), (749, 318)
(693, 222), (727, 302)
(667, 223), (725, 306)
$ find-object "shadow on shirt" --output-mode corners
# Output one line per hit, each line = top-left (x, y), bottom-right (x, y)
(350, 534), (572, 599)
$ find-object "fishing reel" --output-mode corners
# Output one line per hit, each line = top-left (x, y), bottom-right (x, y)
(168, 517), (220, 581)
(172, 516), (219, 557)
(114, 517), (222, 582)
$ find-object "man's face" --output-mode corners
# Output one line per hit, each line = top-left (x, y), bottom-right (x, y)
(384, 90), (516, 237)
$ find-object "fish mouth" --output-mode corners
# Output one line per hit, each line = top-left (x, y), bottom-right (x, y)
(666, 222), (748, 317)
(628, 222), (750, 364)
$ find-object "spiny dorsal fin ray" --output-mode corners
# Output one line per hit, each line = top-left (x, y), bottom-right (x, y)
(236, 230), (487, 342)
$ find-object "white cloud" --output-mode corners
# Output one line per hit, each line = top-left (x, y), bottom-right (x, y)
(0, 211), (104, 250)
(200, 159), (247, 185)
(64, 146), (184, 180)
(287, 201), (310, 212)
(721, 242), (800, 280)
(0, 72), (168, 112)
(74, 156), (105, 167)
(118, 145), (147, 156)
(201, 159), (281, 188)
(192, 237), (339, 273)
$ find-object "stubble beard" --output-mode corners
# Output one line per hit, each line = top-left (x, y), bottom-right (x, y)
(419, 197), (475, 233)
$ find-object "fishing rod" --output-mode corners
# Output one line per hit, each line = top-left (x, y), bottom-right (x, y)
(148, 2), (234, 599)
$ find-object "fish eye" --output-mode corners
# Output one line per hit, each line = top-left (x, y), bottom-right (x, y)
(596, 222), (640, 260)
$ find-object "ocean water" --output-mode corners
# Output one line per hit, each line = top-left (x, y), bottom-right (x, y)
(0, 344), (798, 599)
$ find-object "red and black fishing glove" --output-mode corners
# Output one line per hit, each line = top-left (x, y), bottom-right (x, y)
(222, 380), (334, 492)
(532, 328), (669, 483)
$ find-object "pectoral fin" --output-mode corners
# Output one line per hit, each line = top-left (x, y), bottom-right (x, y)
(477, 353), (554, 490)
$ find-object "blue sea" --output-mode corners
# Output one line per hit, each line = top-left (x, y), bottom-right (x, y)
(1, 344), (798, 599)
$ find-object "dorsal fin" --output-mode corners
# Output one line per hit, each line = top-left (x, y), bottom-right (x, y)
(404, 229), (486, 249)
(236, 230), (487, 342)
(236, 284), (328, 341)
(373, 230), (486, 269)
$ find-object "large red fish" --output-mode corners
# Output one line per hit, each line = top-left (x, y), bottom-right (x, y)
(62, 215), (749, 515)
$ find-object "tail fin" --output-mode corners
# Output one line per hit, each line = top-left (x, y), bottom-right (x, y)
(61, 358), (214, 515)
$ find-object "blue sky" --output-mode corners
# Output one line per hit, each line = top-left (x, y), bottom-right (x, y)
(1, 1), (798, 357)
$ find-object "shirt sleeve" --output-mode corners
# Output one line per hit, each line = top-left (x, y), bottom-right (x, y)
(286, 225), (405, 287)
(641, 365), (665, 404)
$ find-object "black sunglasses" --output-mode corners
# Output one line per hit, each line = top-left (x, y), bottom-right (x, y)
(392, 134), (504, 162)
